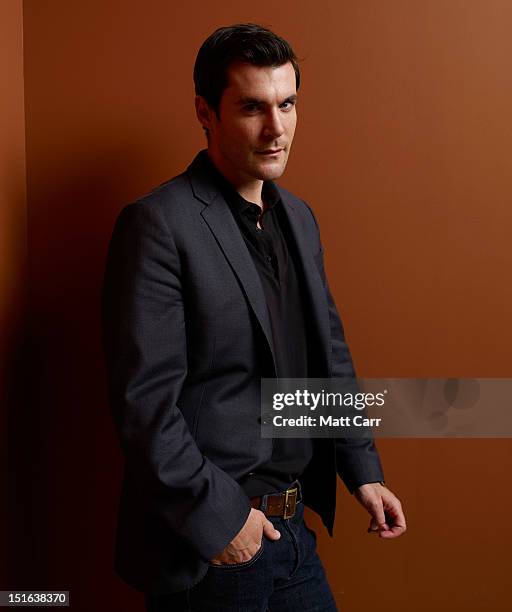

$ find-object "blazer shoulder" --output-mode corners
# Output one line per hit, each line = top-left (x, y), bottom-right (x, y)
(136, 170), (196, 213)
(114, 168), (201, 236)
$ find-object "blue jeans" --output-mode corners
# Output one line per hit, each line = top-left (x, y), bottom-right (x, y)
(145, 503), (338, 611)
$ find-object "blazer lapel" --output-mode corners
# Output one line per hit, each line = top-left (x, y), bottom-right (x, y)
(187, 153), (278, 375)
(278, 190), (332, 375)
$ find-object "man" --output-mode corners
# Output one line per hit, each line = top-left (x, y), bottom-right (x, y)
(102, 23), (406, 611)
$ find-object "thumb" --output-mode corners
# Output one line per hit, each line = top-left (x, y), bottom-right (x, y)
(368, 516), (389, 533)
(262, 517), (281, 540)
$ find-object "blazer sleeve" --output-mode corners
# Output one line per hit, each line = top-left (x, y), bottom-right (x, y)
(303, 201), (385, 493)
(101, 200), (251, 561)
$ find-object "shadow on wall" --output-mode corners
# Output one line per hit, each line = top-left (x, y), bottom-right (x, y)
(2, 154), (27, 589)
(6, 145), (172, 609)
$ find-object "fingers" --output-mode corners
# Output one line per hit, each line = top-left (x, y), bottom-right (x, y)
(377, 515), (406, 538)
(368, 495), (407, 539)
(367, 517), (389, 534)
(368, 496), (387, 530)
(379, 496), (407, 539)
(261, 515), (281, 540)
(379, 524), (406, 539)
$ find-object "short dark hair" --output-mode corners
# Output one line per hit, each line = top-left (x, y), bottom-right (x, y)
(194, 23), (300, 114)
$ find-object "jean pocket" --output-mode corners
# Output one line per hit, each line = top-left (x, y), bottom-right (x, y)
(208, 539), (265, 571)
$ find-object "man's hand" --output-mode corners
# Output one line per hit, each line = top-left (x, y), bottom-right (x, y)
(354, 483), (406, 539)
(209, 508), (281, 566)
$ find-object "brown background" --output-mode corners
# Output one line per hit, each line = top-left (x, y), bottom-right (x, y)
(3, 0), (512, 610)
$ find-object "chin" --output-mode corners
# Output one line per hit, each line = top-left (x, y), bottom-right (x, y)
(254, 161), (287, 181)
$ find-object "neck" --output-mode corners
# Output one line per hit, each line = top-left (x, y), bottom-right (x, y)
(207, 148), (264, 208)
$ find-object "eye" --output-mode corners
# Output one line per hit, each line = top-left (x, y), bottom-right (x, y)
(243, 103), (260, 113)
(280, 100), (296, 111)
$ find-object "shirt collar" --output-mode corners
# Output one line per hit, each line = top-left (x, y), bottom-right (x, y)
(202, 151), (281, 220)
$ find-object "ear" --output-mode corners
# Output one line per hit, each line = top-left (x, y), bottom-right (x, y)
(195, 95), (214, 133)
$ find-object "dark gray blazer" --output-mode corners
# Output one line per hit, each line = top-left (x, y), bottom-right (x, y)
(102, 150), (384, 594)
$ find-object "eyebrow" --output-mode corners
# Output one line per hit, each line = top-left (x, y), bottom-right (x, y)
(236, 94), (298, 106)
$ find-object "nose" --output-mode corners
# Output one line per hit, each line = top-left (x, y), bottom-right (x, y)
(262, 107), (285, 140)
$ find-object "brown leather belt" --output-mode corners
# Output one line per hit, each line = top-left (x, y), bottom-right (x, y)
(250, 483), (301, 519)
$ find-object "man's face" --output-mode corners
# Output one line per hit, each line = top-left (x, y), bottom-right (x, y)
(198, 61), (298, 185)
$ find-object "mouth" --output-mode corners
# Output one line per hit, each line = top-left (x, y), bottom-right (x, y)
(256, 148), (284, 156)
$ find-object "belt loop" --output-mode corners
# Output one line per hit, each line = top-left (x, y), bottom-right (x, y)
(295, 479), (303, 503)
(260, 493), (268, 512)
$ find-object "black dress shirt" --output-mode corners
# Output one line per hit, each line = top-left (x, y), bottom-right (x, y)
(204, 153), (313, 497)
